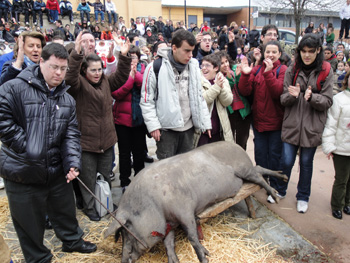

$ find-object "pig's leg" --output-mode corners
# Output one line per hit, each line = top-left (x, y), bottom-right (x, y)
(180, 216), (210, 263)
(254, 165), (288, 181)
(164, 229), (180, 263)
(237, 169), (280, 203)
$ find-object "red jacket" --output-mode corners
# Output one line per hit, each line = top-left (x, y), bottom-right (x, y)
(46, 0), (60, 12)
(112, 63), (145, 127)
(238, 60), (287, 132)
(101, 31), (112, 40)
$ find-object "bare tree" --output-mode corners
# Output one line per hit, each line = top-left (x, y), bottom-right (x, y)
(258, 0), (342, 43)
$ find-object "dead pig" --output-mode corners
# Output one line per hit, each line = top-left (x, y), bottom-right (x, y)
(104, 141), (287, 263)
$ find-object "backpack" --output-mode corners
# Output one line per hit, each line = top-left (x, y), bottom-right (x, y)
(153, 57), (162, 100)
(292, 61), (331, 92)
(254, 64), (282, 78)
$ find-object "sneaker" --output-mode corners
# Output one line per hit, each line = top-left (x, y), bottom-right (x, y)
(297, 200), (308, 213)
(110, 171), (115, 181)
(25, 22), (29, 25)
(34, 22), (37, 25)
(87, 21), (90, 26)
(122, 186), (127, 194)
(267, 193), (285, 204)
(71, 20), (74, 24)
(0, 177), (4, 190)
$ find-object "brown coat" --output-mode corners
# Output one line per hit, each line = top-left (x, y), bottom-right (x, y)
(280, 63), (333, 148)
(65, 50), (131, 153)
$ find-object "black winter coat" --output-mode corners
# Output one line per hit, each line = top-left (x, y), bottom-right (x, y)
(0, 65), (81, 184)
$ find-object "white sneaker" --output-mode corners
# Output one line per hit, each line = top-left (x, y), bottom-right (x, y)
(71, 21), (74, 24)
(267, 193), (285, 204)
(0, 177), (4, 190)
(297, 200), (308, 213)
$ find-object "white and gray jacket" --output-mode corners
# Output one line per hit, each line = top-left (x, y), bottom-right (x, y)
(140, 48), (212, 133)
(322, 90), (350, 156)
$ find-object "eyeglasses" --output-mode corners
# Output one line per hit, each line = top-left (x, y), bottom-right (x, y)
(200, 63), (213, 69)
(48, 64), (69, 72)
(202, 38), (212, 43)
(88, 68), (103, 74)
(265, 33), (278, 37)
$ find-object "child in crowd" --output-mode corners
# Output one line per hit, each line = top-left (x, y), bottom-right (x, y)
(105, 0), (117, 25)
(77, 0), (90, 24)
(46, 0), (59, 23)
(88, 0), (104, 24)
(322, 70), (350, 220)
(337, 61), (346, 76)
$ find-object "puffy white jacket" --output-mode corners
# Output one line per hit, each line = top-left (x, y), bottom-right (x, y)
(322, 90), (350, 156)
(140, 48), (212, 133)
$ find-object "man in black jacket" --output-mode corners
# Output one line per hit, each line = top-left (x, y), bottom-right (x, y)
(0, 43), (97, 263)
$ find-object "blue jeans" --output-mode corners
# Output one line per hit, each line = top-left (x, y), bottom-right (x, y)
(107, 11), (117, 24)
(275, 142), (317, 201)
(49, 9), (58, 22)
(252, 127), (282, 188)
(94, 10), (104, 22)
(80, 10), (90, 22)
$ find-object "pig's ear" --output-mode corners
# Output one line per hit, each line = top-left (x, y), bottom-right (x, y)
(103, 217), (125, 239)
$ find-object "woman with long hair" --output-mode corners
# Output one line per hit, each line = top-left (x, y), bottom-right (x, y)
(238, 40), (287, 199)
(65, 32), (131, 221)
(277, 33), (333, 213)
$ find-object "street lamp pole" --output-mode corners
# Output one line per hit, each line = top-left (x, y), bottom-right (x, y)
(249, 0), (251, 30)
(185, 0), (187, 28)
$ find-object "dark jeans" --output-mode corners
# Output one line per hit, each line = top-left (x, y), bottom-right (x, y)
(115, 124), (146, 187)
(80, 10), (90, 23)
(331, 154), (350, 210)
(156, 127), (194, 160)
(49, 9), (58, 22)
(0, 9), (8, 22)
(275, 142), (317, 201)
(340, 18), (350, 39)
(12, 11), (21, 23)
(107, 11), (117, 24)
(4, 176), (84, 263)
(79, 147), (113, 215)
(35, 10), (44, 26)
(94, 10), (104, 22)
(61, 9), (73, 21)
(229, 111), (252, 150)
(25, 10), (36, 24)
(252, 127), (282, 188)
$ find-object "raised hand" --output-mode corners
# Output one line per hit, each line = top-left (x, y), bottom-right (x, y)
(120, 37), (130, 56)
(304, 86), (312, 101)
(215, 72), (226, 88)
(75, 31), (84, 54)
(288, 83), (301, 98)
(253, 47), (262, 65)
(107, 42), (114, 59)
(13, 35), (25, 69)
(240, 56), (253, 74)
(263, 58), (273, 72)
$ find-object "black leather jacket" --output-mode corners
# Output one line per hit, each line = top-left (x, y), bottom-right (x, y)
(0, 65), (81, 184)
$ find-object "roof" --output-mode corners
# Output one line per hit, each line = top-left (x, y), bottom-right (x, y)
(161, 0), (259, 15)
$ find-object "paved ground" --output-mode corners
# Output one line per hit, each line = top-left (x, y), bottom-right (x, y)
(0, 130), (347, 262)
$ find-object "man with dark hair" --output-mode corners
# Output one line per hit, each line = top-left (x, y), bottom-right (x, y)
(162, 19), (173, 42)
(193, 31), (213, 65)
(248, 24), (291, 66)
(0, 42), (97, 263)
(324, 46), (338, 72)
(141, 29), (211, 160)
(155, 15), (164, 33)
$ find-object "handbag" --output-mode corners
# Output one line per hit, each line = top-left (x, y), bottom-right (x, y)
(95, 172), (114, 217)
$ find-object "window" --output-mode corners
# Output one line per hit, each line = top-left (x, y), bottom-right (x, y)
(188, 15), (197, 25)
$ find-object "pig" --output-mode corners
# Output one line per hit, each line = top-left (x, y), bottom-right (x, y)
(104, 141), (287, 263)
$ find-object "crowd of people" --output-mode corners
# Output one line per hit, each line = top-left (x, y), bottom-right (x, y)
(0, 9), (350, 262)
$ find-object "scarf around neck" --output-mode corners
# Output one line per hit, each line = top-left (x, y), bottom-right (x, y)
(168, 49), (187, 73)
